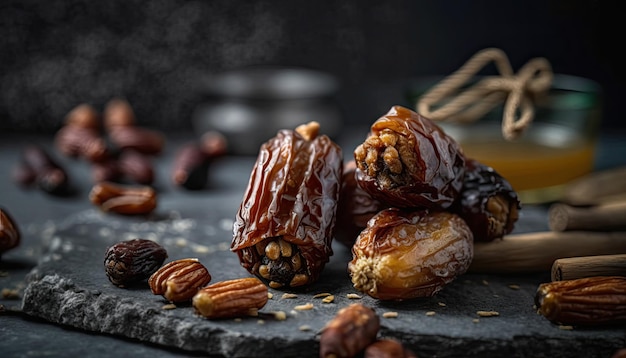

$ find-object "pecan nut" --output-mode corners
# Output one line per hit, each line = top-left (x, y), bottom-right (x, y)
(104, 239), (167, 287)
(319, 303), (380, 358)
(192, 277), (268, 319)
(89, 181), (157, 215)
(535, 276), (626, 326)
(0, 207), (21, 257)
(148, 258), (212, 303)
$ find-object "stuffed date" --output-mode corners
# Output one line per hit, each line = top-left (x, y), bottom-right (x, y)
(231, 122), (343, 289)
(452, 158), (520, 241)
(354, 105), (465, 210)
(349, 208), (474, 300)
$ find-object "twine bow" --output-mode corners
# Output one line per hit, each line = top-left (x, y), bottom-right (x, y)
(416, 48), (553, 140)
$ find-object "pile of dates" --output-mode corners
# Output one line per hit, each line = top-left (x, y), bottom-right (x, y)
(231, 105), (521, 301)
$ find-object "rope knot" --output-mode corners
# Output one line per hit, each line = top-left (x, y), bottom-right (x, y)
(417, 48), (553, 140)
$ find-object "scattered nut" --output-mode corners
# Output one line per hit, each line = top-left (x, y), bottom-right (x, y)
(294, 303), (314, 311)
(382, 311), (398, 318)
(192, 277), (268, 319)
(476, 310), (499, 317)
(321, 295), (335, 304)
(148, 258), (212, 303)
(281, 293), (298, 299)
(89, 181), (157, 215)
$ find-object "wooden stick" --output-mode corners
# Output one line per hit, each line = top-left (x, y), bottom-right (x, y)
(551, 254), (626, 281)
(561, 166), (626, 206)
(548, 201), (626, 232)
(468, 231), (626, 274)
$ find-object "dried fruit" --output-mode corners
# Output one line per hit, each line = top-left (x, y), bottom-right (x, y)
(349, 209), (473, 300)
(354, 105), (465, 210)
(335, 160), (386, 248)
(319, 303), (380, 358)
(13, 145), (70, 196)
(231, 121), (343, 289)
(148, 258), (212, 303)
(104, 239), (167, 287)
(117, 149), (154, 185)
(364, 339), (417, 358)
(89, 181), (157, 215)
(0, 207), (20, 258)
(192, 277), (268, 319)
(535, 276), (626, 326)
(171, 142), (211, 190)
(451, 158), (520, 241)
(54, 103), (109, 163)
(103, 97), (136, 128)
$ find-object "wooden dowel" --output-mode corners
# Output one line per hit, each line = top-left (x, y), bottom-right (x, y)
(548, 201), (626, 232)
(551, 254), (626, 281)
(561, 166), (626, 206)
(468, 231), (626, 274)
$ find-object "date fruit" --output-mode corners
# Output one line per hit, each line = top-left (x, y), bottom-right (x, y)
(148, 258), (212, 303)
(54, 103), (109, 163)
(349, 209), (473, 300)
(14, 145), (70, 196)
(354, 105), (465, 210)
(104, 239), (167, 287)
(535, 276), (626, 326)
(89, 181), (157, 215)
(0, 207), (20, 258)
(364, 339), (417, 358)
(319, 303), (380, 358)
(192, 277), (268, 319)
(451, 158), (520, 241)
(335, 160), (386, 248)
(231, 122), (343, 289)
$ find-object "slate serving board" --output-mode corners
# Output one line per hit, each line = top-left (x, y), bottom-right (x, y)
(19, 197), (625, 358)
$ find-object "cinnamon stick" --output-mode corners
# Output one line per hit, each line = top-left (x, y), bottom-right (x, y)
(551, 254), (626, 281)
(469, 231), (626, 274)
(548, 201), (626, 232)
(561, 166), (626, 206)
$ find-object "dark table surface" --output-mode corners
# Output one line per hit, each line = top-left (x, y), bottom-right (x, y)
(1, 129), (625, 358)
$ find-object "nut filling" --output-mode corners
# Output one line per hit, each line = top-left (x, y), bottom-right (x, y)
(354, 129), (417, 191)
(242, 236), (310, 288)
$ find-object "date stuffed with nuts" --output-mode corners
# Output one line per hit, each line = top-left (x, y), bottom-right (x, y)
(349, 209), (473, 300)
(231, 121), (343, 289)
(354, 105), (465, 210)
(319, 303), (380, 358)
(451, 158), (520, 241)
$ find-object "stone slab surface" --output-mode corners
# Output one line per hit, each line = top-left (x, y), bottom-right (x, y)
(18, 201), (626, 358)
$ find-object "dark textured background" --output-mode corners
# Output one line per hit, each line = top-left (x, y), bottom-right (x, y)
(1, 0), (624, 133)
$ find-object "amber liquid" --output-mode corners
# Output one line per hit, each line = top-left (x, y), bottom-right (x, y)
(446, 123), (597, 204)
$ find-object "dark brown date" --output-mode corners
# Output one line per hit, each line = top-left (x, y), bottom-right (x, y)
(319, 303), (380, 358)
(107, 126), (165, 155)
(451, 158), (520, 241)
(354, 105), (465, 210)
(349, 209), (473, 300)
(171, 142), (211, 190)
(103, 97), (136, 128)
(64, 103), (101, 129)
(335, 160), (386, 248)
(231, 122), (343, 289)
(117, 149), (155, 185)
(54, 125), (109, 163)
(104, 239), (167, 287)
(364, 339), (417, 358)
(14, 145), (70, 196)
(0, 207), (21, 258)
